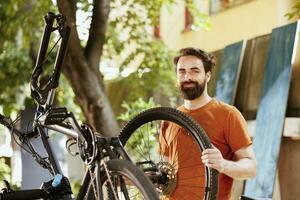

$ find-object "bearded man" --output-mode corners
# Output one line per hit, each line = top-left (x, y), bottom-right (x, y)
(159, 47), (257, 200)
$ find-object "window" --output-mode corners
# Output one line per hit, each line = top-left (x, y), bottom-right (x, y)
(154, 24), (160, 38)
(183, 0), (210, 32)
(210, 0), (252, 15)
(182, 0), (251, 32)
(184, 6), (194, 31)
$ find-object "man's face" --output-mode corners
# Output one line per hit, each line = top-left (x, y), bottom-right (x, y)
(176, 55), (210, 100)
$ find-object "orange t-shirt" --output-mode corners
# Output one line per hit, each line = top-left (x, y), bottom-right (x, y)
(159, 98), (252, 200)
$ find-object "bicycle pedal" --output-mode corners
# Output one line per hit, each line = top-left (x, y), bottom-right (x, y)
(45, 107), (69, 125)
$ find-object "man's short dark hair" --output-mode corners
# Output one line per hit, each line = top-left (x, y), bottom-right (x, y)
(173, 47), (216, 73)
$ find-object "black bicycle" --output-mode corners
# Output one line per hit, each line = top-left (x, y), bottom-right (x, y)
(0, 12), (159, 200)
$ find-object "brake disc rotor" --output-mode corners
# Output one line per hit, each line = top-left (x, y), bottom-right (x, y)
(157, 161), (177, 196)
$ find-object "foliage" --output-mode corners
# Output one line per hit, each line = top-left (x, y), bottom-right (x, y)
(118, 98), (160, 161)
(0, 42), (33, 115)
(0, 0), (56, 115)
(103, 0), (209, 71)
(0, 158), (11, 181)
(118, 97), (160, 122)
(103, 0), (170, 70)
(0, 0), (208, 116)
(56, 75), (84, 121)
(285, 0), (300, 20)
(70, 178), (81, 197)
(0, 1), (55, 50)
(117, 40), (178, 106)
(186, 0), (211, 30)
(0, 158), (20, 190)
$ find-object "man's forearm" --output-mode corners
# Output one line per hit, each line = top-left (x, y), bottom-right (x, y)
(221, 158), (257, 180)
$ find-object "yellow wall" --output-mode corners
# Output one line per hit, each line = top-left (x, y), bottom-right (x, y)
(160, 0), (297, 51)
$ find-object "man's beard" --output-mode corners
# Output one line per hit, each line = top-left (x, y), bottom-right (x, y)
(180, 80), (206, 100)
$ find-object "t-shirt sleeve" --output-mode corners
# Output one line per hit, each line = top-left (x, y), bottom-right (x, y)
(226, 107), (252, 152)
(158, 121), (170, 157)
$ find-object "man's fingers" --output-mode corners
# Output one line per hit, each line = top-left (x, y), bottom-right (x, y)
(202, 146), (224, 173)
(202, 148), (218, 154)
(202, 158), (220, 164)
(201, 153), (221, 160)
(204, 163), (220, 170)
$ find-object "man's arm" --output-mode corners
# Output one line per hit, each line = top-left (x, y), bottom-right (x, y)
(201, 145), (257, 180)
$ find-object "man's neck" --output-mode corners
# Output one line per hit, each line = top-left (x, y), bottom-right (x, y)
(183, 94), (212, 110)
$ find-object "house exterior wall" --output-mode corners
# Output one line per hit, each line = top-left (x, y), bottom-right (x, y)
(160, 0), (296, 51)
(160, 1), (300, 199)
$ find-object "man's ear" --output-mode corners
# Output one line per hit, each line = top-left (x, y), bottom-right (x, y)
(206, 71), (211, 83)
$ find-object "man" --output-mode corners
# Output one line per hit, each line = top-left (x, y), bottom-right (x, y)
(159, 47), (257, 200)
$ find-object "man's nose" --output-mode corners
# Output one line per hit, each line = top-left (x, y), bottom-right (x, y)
(183, 72), (193, 81)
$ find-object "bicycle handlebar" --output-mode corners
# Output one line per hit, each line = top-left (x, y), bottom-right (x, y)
(0, 189), (46, 200)
(30, 12), (70, 105)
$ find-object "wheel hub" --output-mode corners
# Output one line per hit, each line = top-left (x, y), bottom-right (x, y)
(157, 161), (177, 196)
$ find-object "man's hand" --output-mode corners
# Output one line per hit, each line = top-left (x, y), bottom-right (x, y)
(201, 145), (257, 179)
(201, 146), (225, 173)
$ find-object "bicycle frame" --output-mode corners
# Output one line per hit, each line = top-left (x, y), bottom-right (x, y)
(37, 120), (131, 200)
(0, 13), (155, 200)
(0, 12), (131, 200)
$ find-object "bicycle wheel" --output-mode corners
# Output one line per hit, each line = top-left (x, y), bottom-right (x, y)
(119, 107), (218, 200)
(84, 159), (159, 200)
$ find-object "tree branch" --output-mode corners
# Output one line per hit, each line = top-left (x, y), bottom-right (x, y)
(85, 0), (110, 72)
(57, 0), (86, 71)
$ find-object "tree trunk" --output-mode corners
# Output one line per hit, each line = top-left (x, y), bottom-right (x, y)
(57, 0), (119, 136)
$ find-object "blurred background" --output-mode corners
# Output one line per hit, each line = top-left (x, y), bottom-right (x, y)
(0, 0), (299, 199)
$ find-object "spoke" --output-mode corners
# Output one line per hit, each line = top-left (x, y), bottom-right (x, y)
(146, 122), (151, 161)
(177, 163), (205, 170)
(88, 167), (98, 200)
(176, 184), (206, 188)
(177, 175), (205, 180)
(157, 121), (167, 163)
(176, 188), (203, 199)
(120, 176), (130, 200)
(102, 160), (119, 200)
(135, 128), (151, 161)
(178, 193), (191, 200)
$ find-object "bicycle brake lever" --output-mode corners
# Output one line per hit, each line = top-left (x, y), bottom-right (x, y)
(0, 113), (6, 123)
(0, 114), (12, 128)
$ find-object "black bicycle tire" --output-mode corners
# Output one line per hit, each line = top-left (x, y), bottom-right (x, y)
(119, 107), (218, 200)
(85, 159), (159, 200)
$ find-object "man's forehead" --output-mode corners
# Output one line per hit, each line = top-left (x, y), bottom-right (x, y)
(177, 57), (204, 70)
(177, 55), (203, 64)
(177, 65), (202, 70)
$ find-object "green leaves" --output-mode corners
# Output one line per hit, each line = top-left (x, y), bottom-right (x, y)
(0, 0), (55, 49)
(118, 97), (160, 122)
(0, 0), (209, 118)
(0, 158), (11, 181)
(0, 42), (33, 115)
(285, 0), (300, 20)
(0, 0), (56, 115)
(117, 98), (160, 158)
(186, 0), (211, 30)
(0, 158), (19, 190)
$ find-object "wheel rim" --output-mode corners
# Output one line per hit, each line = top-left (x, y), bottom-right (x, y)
(120, 108), (217, 200)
